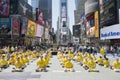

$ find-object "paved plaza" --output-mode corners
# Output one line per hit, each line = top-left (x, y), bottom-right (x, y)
(0, 54), (120, 80)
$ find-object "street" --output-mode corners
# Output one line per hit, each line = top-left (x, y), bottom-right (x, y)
(0, 54), (120, 80)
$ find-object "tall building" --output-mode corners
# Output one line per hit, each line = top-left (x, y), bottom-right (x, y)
(39, 0), (52, 26)
(56, 0), (71, 45)
(74, 0), (86, 24)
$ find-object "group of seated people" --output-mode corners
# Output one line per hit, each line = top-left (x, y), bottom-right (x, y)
(57, 48), (120, 72)
(57, 51), (75, 72)
(36, 50), (51, 72)
(0, 50), (41, 72)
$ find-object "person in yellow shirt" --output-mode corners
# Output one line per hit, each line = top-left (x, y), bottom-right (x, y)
(36, 56), (47, 72)
(64, 59), (75, 72)
(103, 58), (110, 68)
(100, 47), (105, 56)
(12, 57), (24, 72)
(76, 54), (83, 66)
(87, 58), (99, 72)
(0, 55), (9, 71)
(111, 58), (120, 72)
(96, 56), (103, 66)
(82, 58), (89, 70)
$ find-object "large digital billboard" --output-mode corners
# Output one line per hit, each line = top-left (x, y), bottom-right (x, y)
(0, 0), (9, 17)
(73, 25), (80, 37)
(27, 20), (37, 37)
(11, 15), (20, 36)
(99, 0), (117, 27)
(21, 17), (28, 35)
(36, 24), (44, 37)
(61, 2), (67, 18)
(0, 18), (11, 38)
(10, 0), (18, 14)
(18, 0), (33, 18)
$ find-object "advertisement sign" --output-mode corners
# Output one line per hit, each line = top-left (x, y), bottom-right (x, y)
(27, 20), (37, 37)
(100, 24), (120, 40)
(10, 0), (18, 14)
(73, 25), (80, 37)
(37, 9), (44, 25)
(21, 17), (28, 35)
(11, 16), (20, 36)
(45, 28), (49, 39)
(94, 11), (99, 37)
(86, 13), (95, 37)
(61, 2), (67, 18)
(36, 24), (44, 37)
(18, 0), (33, 18)
(99, 0), (117, 27)
(0, 18), (11, 37)
(0, 0), (9, 17)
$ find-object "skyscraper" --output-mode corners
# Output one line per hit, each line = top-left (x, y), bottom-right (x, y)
(57, 0), (71, 45)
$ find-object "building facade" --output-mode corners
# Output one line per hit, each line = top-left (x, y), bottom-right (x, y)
(74, 0), (86, 24)
(39, 0), (52, 26)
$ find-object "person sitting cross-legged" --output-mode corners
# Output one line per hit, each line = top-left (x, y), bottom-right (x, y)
(111, 58), (120, 72)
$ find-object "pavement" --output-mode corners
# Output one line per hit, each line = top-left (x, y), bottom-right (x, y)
(0, 54), (120, 80)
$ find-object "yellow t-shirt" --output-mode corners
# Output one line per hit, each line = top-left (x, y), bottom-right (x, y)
(64, 61), (73, 68)
(103, 59), (110, 67)
(77, 55), (83, 62)
(37, 59), (45, 68)
(14, 61), (23, 68)
(97, 57), (103, 64)
(0, 59), (8, 66)
(88, 60), (96, 69)
(112, 61), (120, 69)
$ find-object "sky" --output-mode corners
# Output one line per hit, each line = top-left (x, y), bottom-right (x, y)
(52, 0), (76, 33)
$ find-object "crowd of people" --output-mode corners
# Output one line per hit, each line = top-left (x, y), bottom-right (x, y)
(0, 45), (120, 72)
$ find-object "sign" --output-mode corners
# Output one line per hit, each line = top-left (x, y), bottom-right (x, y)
(36, 24), (44, 37)
(0, 0), (9, 17)
(45, 28), (49, 39)
(27, 20), (37, 37)
(21, 17), (28, 35)
(100, 24), (120, 40)
(18, 0), (33, 18)
(94, 11), (99, 37)
(11, 16), (20, 36)
(73, 25), (80, 37)
(0, 18), (11, 38)
(73, 37), (79, 43)
(10, 0), (18, 14)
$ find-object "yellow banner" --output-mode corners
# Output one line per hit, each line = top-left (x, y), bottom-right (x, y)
(94, 11), (99, 37)
(27, 20), (37, 37)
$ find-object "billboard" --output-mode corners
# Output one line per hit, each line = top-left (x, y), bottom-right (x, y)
(86, 13), (95, 37)
(27, 20), (37, 37)
(94, 11), (99, 37)
(73, 25), (80, 37)
(0, 0), (9, 17)
(18, 0), (33, 18)
(36, 8), (44, 26)
(0, 18), (11, 38)
(21, 17), (28, 35)
(100, 24), (120, 40)
(99, 0), (117, 27)
(36, 24), (44, 37)
(45, 28), (49, 39)
(10, 0), (18, 14)
(61, 2), (67, 18)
